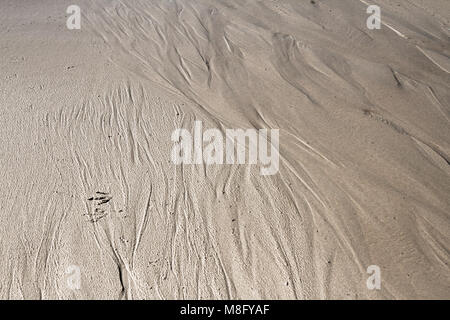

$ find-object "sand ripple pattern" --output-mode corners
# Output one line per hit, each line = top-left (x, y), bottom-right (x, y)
(0, 0), (449, 299)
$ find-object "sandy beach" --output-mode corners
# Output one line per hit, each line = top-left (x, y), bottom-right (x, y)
(0, 0), (449, 299)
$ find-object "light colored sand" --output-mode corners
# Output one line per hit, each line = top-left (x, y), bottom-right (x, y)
(0, 0), (449, 299)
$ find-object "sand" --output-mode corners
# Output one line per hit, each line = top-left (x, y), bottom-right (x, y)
(0, 0), (449, 299)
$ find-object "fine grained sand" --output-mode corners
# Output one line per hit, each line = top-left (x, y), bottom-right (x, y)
(0, 0), (449, 299)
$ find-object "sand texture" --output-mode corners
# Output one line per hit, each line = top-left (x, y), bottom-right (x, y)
(0, 0), (449, 299)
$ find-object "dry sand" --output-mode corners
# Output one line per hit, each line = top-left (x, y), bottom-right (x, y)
(0, 0), (449, 299)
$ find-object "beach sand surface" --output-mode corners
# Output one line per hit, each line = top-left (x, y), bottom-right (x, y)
(0, 0), (449, 299)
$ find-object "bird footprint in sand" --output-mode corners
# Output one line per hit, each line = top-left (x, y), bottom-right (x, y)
(85, 191), (112, 222)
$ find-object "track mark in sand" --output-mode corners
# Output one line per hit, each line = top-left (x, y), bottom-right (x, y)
(413, 137), (450, 172)
(388, 67), (402, 88)
(85, 191), (113, 222)
(416, 46), (450, 74)
(426, 86), (450, 123)
(362, 109), (407, 135)
(363, 109), (450, 170)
